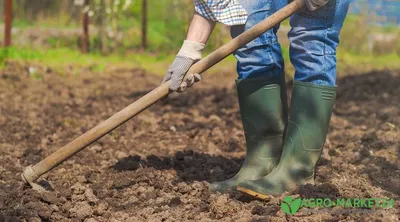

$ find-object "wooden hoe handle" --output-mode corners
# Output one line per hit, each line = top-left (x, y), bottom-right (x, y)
(22, 0), (305, 186)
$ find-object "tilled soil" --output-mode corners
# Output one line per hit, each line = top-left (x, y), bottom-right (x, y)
(0, 62), (399, 221)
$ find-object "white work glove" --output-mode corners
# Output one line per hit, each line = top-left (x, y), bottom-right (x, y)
(162, 40), (205, 92)
(304, 0), (330, 11)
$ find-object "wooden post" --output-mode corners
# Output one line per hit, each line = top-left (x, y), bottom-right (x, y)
(82, 0), (90, 53)
(4, 0), (12, 47)
(141, 0), (147, 50)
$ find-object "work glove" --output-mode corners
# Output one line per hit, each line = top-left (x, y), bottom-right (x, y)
(304, 0), (330, 11)
(162, 40), (205, 92)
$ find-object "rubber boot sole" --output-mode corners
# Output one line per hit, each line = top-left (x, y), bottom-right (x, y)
(236, 175), (315, 200)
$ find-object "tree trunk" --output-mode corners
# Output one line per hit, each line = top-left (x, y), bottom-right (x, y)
(4, 0), (12, 47)
(81, 0), (90, 53)
(99, 0), (107, 55)
(141, 0), (147, 50)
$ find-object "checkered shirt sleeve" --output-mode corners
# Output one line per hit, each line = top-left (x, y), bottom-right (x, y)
(193, 0), (248, 26)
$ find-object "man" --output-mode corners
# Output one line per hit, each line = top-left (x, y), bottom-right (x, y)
(162, 0), (350, 199)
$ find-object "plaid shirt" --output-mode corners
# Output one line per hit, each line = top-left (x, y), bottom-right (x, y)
(194, 0), (248, 26)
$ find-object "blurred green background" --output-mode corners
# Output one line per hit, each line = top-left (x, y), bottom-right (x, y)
(0, 0), (399, 76)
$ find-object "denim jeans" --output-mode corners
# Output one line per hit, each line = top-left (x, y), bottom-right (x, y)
(231, 0), (350, 86)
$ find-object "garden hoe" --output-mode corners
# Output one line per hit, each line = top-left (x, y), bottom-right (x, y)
(22, 0), (306, 192)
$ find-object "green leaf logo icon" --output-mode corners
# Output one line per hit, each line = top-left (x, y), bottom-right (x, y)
(281, 196), (302, 215)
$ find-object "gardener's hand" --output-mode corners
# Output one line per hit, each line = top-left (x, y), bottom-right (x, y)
(162, 40), (205, 92)
(304, 0), (330, 11)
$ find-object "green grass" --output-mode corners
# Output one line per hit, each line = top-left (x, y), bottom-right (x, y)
(0, 47), (43, 66)
(0, 46), (178, 75)
(0, 46), (239, 78)
(12, 19), (33, 29)
(1, 44), (399, 79)
(337, 50), (400, 70)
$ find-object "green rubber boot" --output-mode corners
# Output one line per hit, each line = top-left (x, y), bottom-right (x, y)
(210, 75), (288, 193)
(237, 81), (336, 199)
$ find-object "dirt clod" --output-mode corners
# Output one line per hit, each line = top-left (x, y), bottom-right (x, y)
(84, 188), (98, 204)
(69, 202), (93, 219)
(169, 197), (182, 207)
(94, 202), (108, 216)
(40, 192), (59, 204)
(251, 205), (267, 215)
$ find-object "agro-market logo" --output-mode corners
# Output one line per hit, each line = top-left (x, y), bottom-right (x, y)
(280, 196), (395, 215)
(281, 196), (302, 215)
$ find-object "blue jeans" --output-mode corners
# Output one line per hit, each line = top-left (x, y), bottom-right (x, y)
(231, 0), (350, 86)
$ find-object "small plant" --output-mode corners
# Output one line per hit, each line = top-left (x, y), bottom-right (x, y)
(0, 47), (43, 67)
